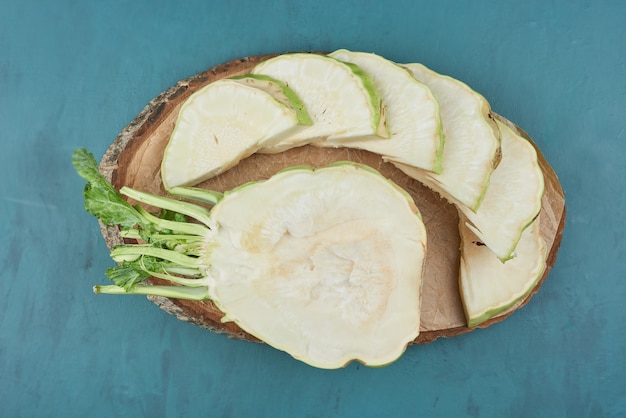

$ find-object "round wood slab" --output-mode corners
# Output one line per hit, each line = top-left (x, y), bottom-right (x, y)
(98, 54), (566, 344)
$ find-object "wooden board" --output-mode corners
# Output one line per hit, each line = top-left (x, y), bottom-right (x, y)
(98, 54), (566, 344)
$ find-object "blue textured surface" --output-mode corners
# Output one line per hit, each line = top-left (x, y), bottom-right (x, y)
(1, 1), (625, 416)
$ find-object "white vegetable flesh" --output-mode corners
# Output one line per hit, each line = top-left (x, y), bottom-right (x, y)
(252, 53), (388, 153)
(161, 79), (302, 189)
(326, 50), (444, 173)
(401, 120), (543, 261)
(204, 164), (426, 368)
(461, 121), (544, 261)
(230, 74), (312, 126)
(459, 216), (547, 327)
(397, 63), (501, 211)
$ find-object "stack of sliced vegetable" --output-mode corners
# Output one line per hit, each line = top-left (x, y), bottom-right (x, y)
(74, 49), (553, 369)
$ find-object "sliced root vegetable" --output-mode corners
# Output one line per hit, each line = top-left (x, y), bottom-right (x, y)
(160, 77), (307, 189)
(462, 121), (544, 261)
(230, 74), (313, 126)
(399, 119), (543, 261)
(324, 50), (444, 173)
(208, 162), (425, 368)
(74, 150), (426, 369)
(252, 53), (390, 153)
(397, 63), (501, 211)
(74, 51), (567, 367)
(459, 216), (547, 327)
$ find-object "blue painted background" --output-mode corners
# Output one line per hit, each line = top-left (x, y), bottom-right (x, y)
(1, 1), (624, 416)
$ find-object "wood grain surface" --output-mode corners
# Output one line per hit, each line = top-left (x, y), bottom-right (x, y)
(99, 54), (566, 344)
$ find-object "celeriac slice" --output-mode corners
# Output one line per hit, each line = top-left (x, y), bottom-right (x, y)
(401, 120), (543, 261)
(324, 50), (444, 173)
(459, 216), (547, 327)
(397, 63), (501, 211)
(78, 152), (427, 369)
(230, 74), (313, 126)
(462, 121), (544, 261)
(206, 163), (426, 369)
(252, 53), (389, 153)
(161, 77), (306, 189)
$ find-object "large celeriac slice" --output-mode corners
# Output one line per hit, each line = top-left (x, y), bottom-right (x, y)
(251, 53), (390, 153)
(396, 63), (501, 211)
(459, 216), (547, 327)
(325, 50), (444, 173)
(161, 77), (308, 189)
(78, 151), (428, 369)
(207, 163), (426, 369)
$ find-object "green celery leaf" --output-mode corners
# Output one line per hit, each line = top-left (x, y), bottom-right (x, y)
(72, 148), (144, 227)
(105, 256), (166, 290)
(105, 264), (150, 290)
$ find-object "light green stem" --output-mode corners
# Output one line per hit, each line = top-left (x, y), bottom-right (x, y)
(121, 187), (214, 227)
(111, 246), (201, 269)
(163, 266), (203, 277)
(147, 270), (207, 287)
(94, 284), (210, 300)
(134, 205), (209, 237)
(168, 186), (224, 206)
